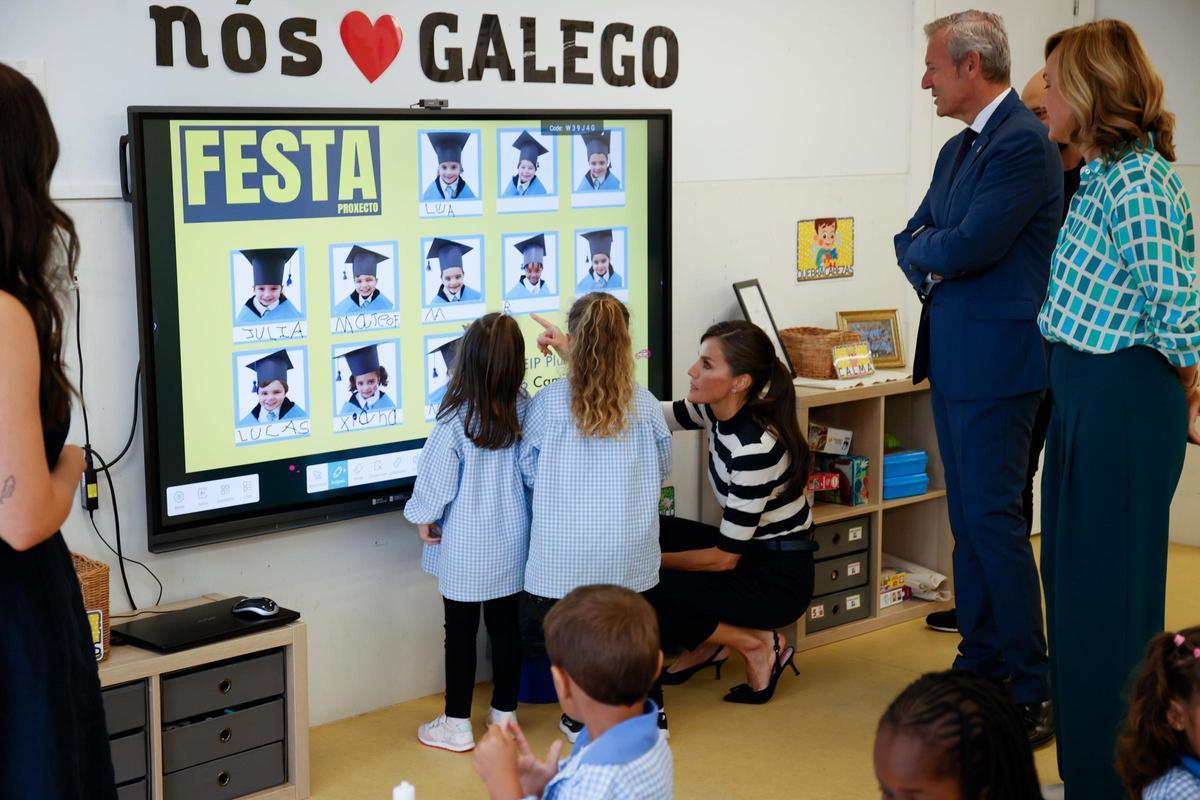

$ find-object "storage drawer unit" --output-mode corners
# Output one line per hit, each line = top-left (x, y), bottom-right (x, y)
(162, 649), (285, 723)
(811, 552), (869, 597)
(116, 780), (147, 800)
(810, 516), (870, 560)
(103, 681), (147, 736)
(805, 587), (870, 633)
(163, 741), (286, 800)
(102, 681), (149, 798)
(163, 698), (286, 773)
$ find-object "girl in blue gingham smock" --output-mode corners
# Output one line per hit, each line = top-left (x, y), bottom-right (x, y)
(404, 313), (531, 753)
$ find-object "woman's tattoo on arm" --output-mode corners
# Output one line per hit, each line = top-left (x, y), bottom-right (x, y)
(0, 475), (14, 505)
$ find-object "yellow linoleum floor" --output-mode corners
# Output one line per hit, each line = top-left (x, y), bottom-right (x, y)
(310, 542), (1200, 799)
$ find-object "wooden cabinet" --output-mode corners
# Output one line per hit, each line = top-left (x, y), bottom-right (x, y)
(99, 596), (309, 800)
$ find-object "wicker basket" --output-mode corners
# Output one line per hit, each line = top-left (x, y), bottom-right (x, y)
(71, 553), (110, 662)
(780, 326), (865, 379)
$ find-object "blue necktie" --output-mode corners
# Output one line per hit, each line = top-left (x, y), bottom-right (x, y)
(950, 129), (979, 182)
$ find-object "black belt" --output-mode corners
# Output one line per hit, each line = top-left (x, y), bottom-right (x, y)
(749, 537), (818, 553)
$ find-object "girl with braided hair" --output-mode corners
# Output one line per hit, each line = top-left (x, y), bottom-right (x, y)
(1117, 626), (1200, 799)
(875, 670), (1042, 799)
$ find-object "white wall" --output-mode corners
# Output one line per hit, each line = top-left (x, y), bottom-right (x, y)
(4, 0), (1197, 725)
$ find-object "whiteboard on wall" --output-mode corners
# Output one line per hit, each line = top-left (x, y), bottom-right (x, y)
(1, 0), (913, 197)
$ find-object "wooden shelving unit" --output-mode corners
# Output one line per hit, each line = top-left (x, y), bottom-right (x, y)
(699, 378), (953, 652)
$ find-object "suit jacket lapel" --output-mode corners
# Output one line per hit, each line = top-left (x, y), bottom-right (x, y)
(946, 89), (1021, 209)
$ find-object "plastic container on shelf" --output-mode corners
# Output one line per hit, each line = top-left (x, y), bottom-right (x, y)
(882, 472), (929, 500)
(883, 449), (927, 478)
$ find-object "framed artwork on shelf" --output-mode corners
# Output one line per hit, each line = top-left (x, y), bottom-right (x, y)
(836, 309), (904, 369)
(733, 279), (795, 376)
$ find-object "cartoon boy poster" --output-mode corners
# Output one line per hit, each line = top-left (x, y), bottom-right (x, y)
(796, 217), (855, 281)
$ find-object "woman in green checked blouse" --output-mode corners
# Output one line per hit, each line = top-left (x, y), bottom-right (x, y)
(1038, 21), (1200, 799)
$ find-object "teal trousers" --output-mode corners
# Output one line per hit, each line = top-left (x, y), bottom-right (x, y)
(1041, 344), (1189, 799)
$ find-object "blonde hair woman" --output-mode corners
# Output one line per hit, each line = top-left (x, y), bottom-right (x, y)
(520, 294), (672, 740)
(1038, 19), (1199, 797)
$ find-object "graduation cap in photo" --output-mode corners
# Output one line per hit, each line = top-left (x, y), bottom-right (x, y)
(581, 229), (614, 262)
(512, 131), (549, 165)
(427, 131), (471, 165)
(426, 237), (474, 272)
(581, 130), (612, 158)
(243, 247), (297, 287)
(428, 337), (462, 379)
(246, 349), (293, 393)
(345, 245), (389, 280)
(342, 343), (381, 378)
(514, 234), (547, 266)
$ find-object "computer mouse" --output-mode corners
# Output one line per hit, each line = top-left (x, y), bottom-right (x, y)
(232, 596), (279, 617)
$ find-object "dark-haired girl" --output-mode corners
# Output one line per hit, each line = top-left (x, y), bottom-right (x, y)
(875, 670), (1043, 800)
(404, 313), (530, 753)
(1117, 627), (1200, 799)
(652, 321), (814, 710)
(0, 64), (117, 799)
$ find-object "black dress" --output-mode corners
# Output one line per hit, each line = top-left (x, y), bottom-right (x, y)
(0, 413), (117, 798)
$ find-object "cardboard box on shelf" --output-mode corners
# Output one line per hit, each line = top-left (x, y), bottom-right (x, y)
(815, 454), (870, 506)
(808, 422), (853, 455)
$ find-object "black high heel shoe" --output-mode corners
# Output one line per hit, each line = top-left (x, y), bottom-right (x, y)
(660, 646), (730, 686)
(722, 632), (798, 705)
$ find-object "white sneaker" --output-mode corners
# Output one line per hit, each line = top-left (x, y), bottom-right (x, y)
(487, 707), (518, 729)
(559, 713), (584, 743)
(417, 714), (475, 752)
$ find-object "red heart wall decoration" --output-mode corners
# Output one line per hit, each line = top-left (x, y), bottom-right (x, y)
(340, 12), (403, 83)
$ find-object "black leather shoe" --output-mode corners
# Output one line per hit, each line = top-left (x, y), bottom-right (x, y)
(1016, 700), (1055, 748)
(925, 608), (958, 633)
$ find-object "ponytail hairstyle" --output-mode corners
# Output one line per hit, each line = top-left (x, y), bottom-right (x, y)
(1116, 626), (1200, 797)
(878, 670), (1043, 800)
(567, 292), (634, 437)
(0, 64), (79, 426)
(1045, 20), (1176, 163)
(701, 321), (809, 503)
(438, 312), (526, 450)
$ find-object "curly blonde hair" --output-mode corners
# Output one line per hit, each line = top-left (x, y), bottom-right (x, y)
(567, 293), (634, 437)
(1046, 20), (1176, 163)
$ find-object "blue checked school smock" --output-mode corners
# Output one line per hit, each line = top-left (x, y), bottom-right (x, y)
(404, 397), (531, 602)
(518, 380), (672, 599)
(1038, 144), (1199, 367)
(541, 702), (673, 800)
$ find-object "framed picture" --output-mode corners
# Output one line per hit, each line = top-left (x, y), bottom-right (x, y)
(733, 279), (795, 375)
(836, 309), (904, 369)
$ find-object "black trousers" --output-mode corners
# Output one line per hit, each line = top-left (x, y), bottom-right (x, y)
(653, 516), (815, 650)
(443, 594), (521, 719)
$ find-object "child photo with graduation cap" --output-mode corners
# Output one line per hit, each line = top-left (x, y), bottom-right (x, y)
(574, 129), (623, 192)
(425, 334), (462, 413)
(576, 227), (627, 295)
(421, 130), (478, 202)
(235, 347), (309, 429)
(231, 247), (305, 327)
(504, 233), (557, 301)
(423, 235), (485, 313)
(334, 341), (398, 420)
(501, 130), (551, 197)
(331, 244), (395, 317)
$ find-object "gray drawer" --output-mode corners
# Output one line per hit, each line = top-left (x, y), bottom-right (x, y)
(116, 779), (147, 800)
(110, 730), (147, 785)
(163, 698), (286, 774)
(162, 650), (285, 724)
(163, 741), (286, 800)
(805, 587), (870, 633)
(812, 552), (869, 597)
(811, 516), (870, 559)
(103, 681), (147, 736)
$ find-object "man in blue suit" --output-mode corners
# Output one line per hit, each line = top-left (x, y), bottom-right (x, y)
(895, 10), (1061, 747)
